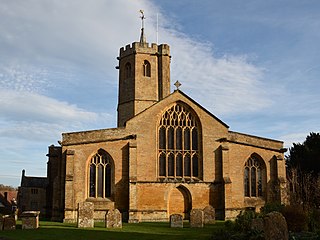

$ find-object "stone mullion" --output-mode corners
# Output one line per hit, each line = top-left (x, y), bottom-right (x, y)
(174, 151), (177, 178)
(174, 126), (177, 178)
(256, 166), (259, 197)
(190, 126), (193, 178)
(103, 164), (106, 198)
(254, 166), (257, 197)
(165, 126), (169, 177)
(95, 164), (98, 198)
(248, 167), (252, 197)
(182, 126), (185, 178)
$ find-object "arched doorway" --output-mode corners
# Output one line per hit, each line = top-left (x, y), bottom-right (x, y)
(168, 186), (192, 219)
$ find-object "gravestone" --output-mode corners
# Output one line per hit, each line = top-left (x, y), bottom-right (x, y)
(170, 214), (183, 228)
(190, 209), (204, 228)
(77, 202), (94, 228)
(3, 215), (16, 230)
(263, 211), (288, 240)
(21, 211), (40, 229)
(0, 216), (4, 230)
(203, 205), (215, 224)
(105, 209), (122, 228)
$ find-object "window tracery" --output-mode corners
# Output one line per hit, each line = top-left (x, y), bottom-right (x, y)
(89, 149), (113, 198)
(158, 103), (201, 180)
(244, 155), (264, 197)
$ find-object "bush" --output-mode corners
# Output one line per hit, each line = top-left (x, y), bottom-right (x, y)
(210, 213), (264, 240)
(308, 209), (320, 232)
(234, 210), (259, 232)
(289, 231), (319, 240)
(282, 205), (308, 232)
(260, 202), (284, 216)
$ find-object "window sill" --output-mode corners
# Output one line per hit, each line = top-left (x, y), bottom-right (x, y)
(158, 177), (202, 183)
(86, 197), (114, 202)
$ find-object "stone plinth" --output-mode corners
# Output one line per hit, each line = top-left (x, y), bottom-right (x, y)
(190, 209), (204, 228)
(21, 211), (40, 229)
(170, 214), (183, 228)
(77, 202), (94, 228)
(105, 209), (122, 228)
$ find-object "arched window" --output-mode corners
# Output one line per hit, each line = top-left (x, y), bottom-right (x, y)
(89, 149), (113, 198)
(125, 62), (132, 78)
(244, 155), (265, 197)
(158, 103), (201, 180)
(143, 60), (151, 77)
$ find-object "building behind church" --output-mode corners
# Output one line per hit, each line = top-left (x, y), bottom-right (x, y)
(19, 26), (287, 223)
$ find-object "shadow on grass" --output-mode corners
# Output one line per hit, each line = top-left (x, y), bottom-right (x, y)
(0, 221), (224, 240)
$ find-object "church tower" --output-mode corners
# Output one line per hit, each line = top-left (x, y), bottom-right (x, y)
(117, 11), (171, 127)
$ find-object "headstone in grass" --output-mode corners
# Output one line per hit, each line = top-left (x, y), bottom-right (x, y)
(203, 205), (215, 224)
(77, 202), (94, 228)
(3, 215), (16, 230)
(21, 211), (40, 229)
(170, 214), (183, 228)
(190, 209), (204, 228)
(105, 209), (122, 228)
(263, 211), (288, 240)
(0, 215), (4, 230)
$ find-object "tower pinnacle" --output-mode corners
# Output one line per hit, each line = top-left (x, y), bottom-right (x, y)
(139, 10), (146, 44)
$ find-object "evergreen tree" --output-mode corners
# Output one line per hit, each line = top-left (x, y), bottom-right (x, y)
(286, 132), (320, 209)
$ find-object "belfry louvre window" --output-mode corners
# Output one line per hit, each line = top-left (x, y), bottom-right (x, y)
(244, 155), (265, 197)
(158, 103), (201, 179)
(143, 60), (151, 77)
(89, 149), (113, 198)
(125, 62), (132, 78)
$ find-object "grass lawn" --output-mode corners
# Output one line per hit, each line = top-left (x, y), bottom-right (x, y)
(0, 221), (224, 240)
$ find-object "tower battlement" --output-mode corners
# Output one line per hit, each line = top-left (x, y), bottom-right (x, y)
(119, 42), (170, 58)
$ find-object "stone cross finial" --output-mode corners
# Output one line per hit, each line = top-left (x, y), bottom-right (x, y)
(174, 80), (181, 90)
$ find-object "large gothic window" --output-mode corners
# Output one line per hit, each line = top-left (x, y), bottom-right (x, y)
(158, 103), (201, 180)
(244, 155), (265, 197)
(89, 149), (113, 198)
(143, 60), (151, 77)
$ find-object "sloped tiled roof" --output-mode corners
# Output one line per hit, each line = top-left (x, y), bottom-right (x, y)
(21, 176), (48, 188)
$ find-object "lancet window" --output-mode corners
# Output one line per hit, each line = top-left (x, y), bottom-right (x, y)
(89, 149), (113, 198)
(158, 103), (201, 180)
(143, 60), (151, 77)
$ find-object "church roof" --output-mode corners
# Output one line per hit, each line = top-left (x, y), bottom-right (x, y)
(173, 89), (229, 128)
(126, 89), (229, 129)
(21, 176), (48, 188)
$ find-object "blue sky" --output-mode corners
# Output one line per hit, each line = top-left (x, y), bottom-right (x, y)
(1, 0), (319, 187)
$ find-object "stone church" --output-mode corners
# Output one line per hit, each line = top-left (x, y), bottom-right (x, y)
(33, 25), (287, 223)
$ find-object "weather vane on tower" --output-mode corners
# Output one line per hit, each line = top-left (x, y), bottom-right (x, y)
(139, 10), (146, 44)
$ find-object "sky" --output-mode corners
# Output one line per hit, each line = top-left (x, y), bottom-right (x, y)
(1, 0), (319, 187)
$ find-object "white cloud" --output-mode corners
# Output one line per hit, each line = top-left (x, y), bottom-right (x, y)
(280, 132), (308, 150)
(163, 33), (269, 115)
(0, 89), (115, 144)
(0, 90), (96, 123)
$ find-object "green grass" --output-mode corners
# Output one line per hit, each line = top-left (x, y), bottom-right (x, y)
(0, 221), (224, 240)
